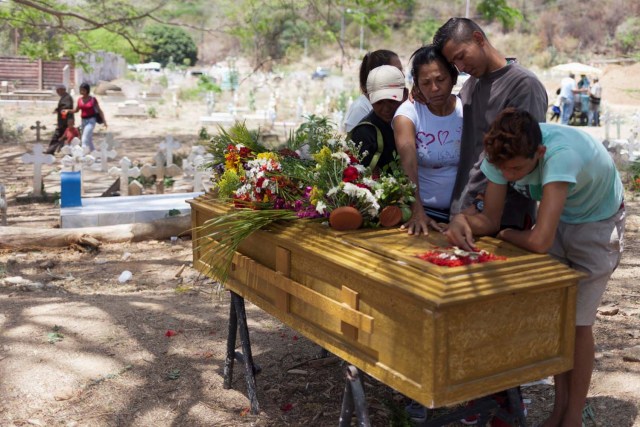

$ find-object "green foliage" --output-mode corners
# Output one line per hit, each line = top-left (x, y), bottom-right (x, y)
(477, 0), (523, 30)
(198, 127), (211, 141)
(285, 114), (338, 154)
(615, 17), (640, 54)
(197, 75), (222, 94)
(62, 29), (143, 64)
(143, 24), (198, 67)
(147, 106), (158, 118)
(0, 0), (148, 61)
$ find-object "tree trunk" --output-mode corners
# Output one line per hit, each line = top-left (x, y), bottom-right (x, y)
(0, 215), (191, 249)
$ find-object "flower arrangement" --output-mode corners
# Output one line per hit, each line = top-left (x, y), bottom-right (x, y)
(199, 116), (416, 282)
(416, 247), (507, 267)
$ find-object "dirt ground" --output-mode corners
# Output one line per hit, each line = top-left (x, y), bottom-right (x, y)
(1, 76), (640, 427)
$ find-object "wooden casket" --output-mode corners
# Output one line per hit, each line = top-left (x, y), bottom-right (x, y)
(189, 195), (581, 408)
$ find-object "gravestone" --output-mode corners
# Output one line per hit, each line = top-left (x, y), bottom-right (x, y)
(192, 155), (213, 192)
(159, 135), (181, 166)
(182, 145), (207, 178)
(92, 139), (117, 172)
(21, 143), (55, 197)
(0, 183), (7, 226)
(108, 157), (141, 196)
(115, 100), (147, 117)
(104, 132), (119, 151)
(60, 138), (95, 172)
(30, 121), (47, 142)
(128, 180), (144, 196)
(140, 152), (182, 194)
(62, 65), (70, 90)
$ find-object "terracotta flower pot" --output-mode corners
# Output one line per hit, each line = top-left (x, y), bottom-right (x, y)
(329, 206), (363, 231)
(379, 205), (403, 227)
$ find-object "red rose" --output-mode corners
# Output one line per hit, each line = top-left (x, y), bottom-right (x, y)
(342, 166), (359, 183)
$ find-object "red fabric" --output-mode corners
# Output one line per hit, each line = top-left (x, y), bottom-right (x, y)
(63, 127), (80, 144)
(77, 96), (97, 119)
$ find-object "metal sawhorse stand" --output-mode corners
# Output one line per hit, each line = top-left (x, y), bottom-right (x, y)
(222, 291), (527, 426)
(223, 291), (261, 415)
(338, 364), (528, 427)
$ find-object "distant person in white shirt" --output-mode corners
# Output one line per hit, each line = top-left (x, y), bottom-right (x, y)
(344, 50), (403, 132)
(559, 73), (579, 125)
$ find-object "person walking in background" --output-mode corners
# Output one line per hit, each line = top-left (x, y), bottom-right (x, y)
(344, 50), (403, 133)
(550, 88), (562, 122)
(589, 77), (602, 126)
(45, 84), (74, 154)
(58, 116), (80, 146)
(66, 82), (107, 153)
(393, 45), (463, 235)
(446, 108), (625, 427)
(432, 17), (548, 231)
(559, 73), (580, 125)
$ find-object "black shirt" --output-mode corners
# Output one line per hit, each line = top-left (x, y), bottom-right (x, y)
(350, 111), (397, 171)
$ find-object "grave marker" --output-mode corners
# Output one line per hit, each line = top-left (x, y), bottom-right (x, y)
(140, 152), (182, 194)
(0, 183), (7, 226)
(21, 143), (55, 196)
(30, 121), (47, 142)
(193, 155), (213, 192)
(128, 180), (144, 196)
(159, 136), (181, 166)
(108, 157), (141, 196)
(92, 139), (117, 172)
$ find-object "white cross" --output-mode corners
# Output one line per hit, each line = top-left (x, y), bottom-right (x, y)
(182, 145), (207, 178)
(159, 135), (181, 166)
(140, 152), (182, 194)
(602, 109), (612, 141)
(60, 138), (95, 172)
(192, 155), (212, 192)
(91, 139), (118, 172)
(21, 143), (55, 197)
(108, 157), (141, 196)
(612, 115), (625, 140)
(104, 132), (119, 151)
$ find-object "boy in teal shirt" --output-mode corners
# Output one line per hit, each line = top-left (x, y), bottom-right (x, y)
(446, 108), (625, 427)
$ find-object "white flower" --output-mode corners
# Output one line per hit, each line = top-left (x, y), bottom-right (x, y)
(331, 152), (350, 163)
(315, 200), (327, 215)
(354, 164), (366, 173)
(327, 186), (339, 197)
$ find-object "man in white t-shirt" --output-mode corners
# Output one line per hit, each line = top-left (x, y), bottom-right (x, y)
(559, 73), (579, 125)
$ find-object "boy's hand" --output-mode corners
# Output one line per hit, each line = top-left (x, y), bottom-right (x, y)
(444, 214), (475, 251)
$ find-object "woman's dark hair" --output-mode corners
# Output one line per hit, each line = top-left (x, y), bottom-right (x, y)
(79, 82), (91, 93)
(410, 45), (458, 86)
(358, 49), (399, 94)
(433, 17), (487, 51)
(483, 107), (542, 165)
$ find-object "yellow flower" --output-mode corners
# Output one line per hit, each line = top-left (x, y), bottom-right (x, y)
(257, 152), (278, 161)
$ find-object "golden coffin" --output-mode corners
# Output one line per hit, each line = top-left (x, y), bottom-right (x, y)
(189, 195), (580, 408)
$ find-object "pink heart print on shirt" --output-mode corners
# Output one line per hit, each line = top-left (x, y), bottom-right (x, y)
(437, 130), (449, 145)
(416, 132), (435, 149)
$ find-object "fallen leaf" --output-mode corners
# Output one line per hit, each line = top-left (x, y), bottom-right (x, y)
(240, 407), (250, 416)
(165, 329), (178, 337)
(167, 369), (181, 380)
(292, 335), (299, 341)
(203, 351), (214, 359)
(280, 402), (294, 412)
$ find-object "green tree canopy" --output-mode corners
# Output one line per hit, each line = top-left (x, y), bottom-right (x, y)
(143, 24), (198, 66)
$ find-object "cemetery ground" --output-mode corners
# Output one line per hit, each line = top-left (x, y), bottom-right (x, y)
(1, 93), (640, 426)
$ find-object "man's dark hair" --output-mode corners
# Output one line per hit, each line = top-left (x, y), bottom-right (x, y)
(432, 17), (487, 51)
(358, 49), (399, 94)
(483, 108), (542, 165)
(410, 45), (458, 86)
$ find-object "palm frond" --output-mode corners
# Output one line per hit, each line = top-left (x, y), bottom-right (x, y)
(195, 208), (299, 284)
